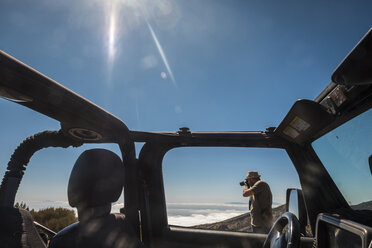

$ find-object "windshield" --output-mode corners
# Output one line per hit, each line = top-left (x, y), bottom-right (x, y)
(312, 108), (372, 210)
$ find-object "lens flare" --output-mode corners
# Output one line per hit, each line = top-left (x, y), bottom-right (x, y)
(144, 18), (177, 87)
(108, 12), (116, 62)
(105, 2), (119, 84)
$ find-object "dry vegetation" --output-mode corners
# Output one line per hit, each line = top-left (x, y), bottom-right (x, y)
(15, 202), (77, 232)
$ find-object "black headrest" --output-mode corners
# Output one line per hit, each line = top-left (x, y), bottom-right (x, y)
(68, 149), (124, 209)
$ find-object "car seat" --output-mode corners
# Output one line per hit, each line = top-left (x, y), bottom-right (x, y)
(49, 148), (140, 248)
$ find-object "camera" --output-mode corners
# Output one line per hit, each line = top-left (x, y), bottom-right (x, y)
(239, 179), (248, 186)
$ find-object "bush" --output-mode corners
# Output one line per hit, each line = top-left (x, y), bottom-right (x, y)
(14, 201), (30, 211)
(31, 207), (77, 232)
(15, 202), (77, 232)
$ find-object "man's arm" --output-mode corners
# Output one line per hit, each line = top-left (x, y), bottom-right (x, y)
(242, 187), (254, 197)
(243, 181), (265, 197)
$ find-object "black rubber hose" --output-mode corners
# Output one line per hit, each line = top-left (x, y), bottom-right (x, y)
(0, 130), (82, 206)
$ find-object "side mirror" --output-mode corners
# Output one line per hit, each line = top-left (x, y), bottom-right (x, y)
(369, 155), (372, 176)
(286, 188), (307, 235)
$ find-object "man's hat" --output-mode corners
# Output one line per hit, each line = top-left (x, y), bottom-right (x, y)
(246, 171), (261, 179)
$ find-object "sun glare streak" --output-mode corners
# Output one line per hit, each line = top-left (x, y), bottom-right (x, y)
(105, 2), (119, 84)
(103, 1), (178, 86)
(145, 19), (177, 87)
(108, 13), (116, 62)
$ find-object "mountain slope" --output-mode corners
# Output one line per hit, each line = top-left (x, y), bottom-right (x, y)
(351, 200), (372, 211)
(193, 204), (286, 232)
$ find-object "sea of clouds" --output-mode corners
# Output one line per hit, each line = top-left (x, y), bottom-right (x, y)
(166, 202), (249, 226)
(25, 200), (280, 227)
(112, 201), (249, 226)
(113, 201), (282, 227)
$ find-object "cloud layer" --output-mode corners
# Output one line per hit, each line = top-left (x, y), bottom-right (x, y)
(20, 200), (282, 228)
(166, 202), (248, 227)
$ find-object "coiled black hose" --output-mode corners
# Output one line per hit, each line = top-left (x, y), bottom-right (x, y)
(0, 130), (82, 207)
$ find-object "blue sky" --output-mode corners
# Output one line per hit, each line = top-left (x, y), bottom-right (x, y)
(1, 0), (372, 226)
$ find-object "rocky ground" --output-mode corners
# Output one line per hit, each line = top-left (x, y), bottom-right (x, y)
(193, 204), (286, 232)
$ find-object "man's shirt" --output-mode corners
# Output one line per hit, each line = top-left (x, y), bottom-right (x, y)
(249, 180), (273, 228)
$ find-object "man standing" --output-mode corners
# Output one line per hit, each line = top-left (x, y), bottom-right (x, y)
(242, 171), (273, 233)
